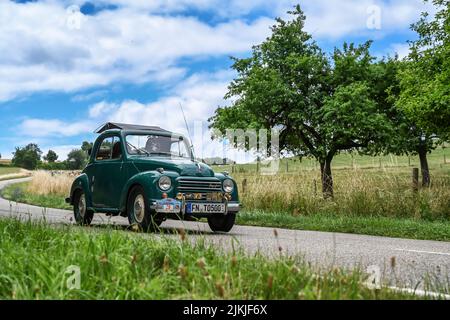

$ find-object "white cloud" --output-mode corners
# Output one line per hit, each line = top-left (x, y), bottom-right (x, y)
(42, 145), (80, 161)
(390, 43), (411, 59)
(19, 119), (94, 138)
(71, 90), (109, 102)
(89, 101), (118, 118)
(300, 0), (432, 39)
(0, 0), (434, 102)
(0, 1), (272, 102)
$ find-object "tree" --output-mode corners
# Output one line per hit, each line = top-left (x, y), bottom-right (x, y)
(66, 149), (87, 170)
(12, 143), (42, 170)
(397, 0), (450, 138)
(209, 6), (393, 198)
(380, 57), (436, 187)
(394, 0), (449, 186)
(43, 150), (58, 163)
(81, 141), (93, 153)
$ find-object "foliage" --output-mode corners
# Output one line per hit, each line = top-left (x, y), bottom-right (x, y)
(81, 141), (93, 152)
(210, 6), (395, 197)
(11, 143), (42, 170)
(43, 150), (58, 163)
(397, 0), (450, 139)
(66, 149), (87, 170)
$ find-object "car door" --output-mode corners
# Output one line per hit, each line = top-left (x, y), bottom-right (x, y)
(92, 135), (126, 209)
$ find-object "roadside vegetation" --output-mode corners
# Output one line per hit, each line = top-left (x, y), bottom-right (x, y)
(1, 150), (449, 241)
(0, 218), (439, 300)
(0, 164), (30, 181)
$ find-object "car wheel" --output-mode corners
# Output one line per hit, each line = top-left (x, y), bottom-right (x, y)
(127, 185), (163, 231)
(73, 190), (94, 225)
(207, 213), (236, 233)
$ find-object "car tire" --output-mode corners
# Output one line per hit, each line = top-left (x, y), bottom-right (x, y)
(207, 213), (236, 233)
(127, 185), (163, 232)
(73, 190), (94, 225)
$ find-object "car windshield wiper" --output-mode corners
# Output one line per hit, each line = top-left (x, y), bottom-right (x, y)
(127, 142), (150, 156)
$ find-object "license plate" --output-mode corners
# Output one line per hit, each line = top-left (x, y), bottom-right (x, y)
(186, 203), (226, 214)
(155, 199), (182, 213)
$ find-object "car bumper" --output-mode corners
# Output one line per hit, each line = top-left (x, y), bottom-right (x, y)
(149, 199), (240, 216)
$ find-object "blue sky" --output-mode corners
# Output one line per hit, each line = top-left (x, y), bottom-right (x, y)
(0, 0), (434, 161)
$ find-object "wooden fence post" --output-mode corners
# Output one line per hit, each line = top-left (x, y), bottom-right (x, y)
(242, 179), (247, 194)
(412, 168), (419, 192)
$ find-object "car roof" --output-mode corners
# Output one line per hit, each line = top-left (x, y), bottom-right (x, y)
(95, 122), (170, 134)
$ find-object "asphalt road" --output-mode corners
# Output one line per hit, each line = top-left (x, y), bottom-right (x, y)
(1, 178), (449, 293)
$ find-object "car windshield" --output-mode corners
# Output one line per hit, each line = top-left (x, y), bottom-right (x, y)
(125, 134), (192, 159)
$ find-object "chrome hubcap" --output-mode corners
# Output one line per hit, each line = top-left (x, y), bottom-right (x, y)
(78, 194), (86, 218)
(133, 194), (145, 223)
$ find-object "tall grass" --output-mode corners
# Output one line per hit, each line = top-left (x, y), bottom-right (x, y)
(0, 218), (432, 300)
(27, 170), (73, 197)
(233, 168), (450, 221)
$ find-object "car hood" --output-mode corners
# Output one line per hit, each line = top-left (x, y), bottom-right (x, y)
(131, 156), (215, 177)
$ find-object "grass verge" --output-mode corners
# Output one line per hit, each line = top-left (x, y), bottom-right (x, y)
(0, 218), (432, 300)
(1, 182), (71, 210)
(237, 211), (450, 242)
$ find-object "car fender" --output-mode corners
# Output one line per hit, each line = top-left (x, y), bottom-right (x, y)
(69, 173), (92, 207)
(119, 171), (161, 213)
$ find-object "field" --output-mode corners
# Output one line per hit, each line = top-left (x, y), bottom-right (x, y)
(1, 150), (449, 240)
(0, 165), (21, 176)
(0, 218), (437, 300)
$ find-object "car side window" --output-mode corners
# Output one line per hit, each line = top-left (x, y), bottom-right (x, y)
(96, 137), (113, 161)
(111, 136), (122, 160)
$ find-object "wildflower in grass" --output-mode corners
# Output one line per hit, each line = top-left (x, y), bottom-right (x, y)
(224, 273), (229, 284)
(215, 281), (225, 298)
(163, 255), (170, 272)
(231, 255), (237, 267)
(99, 254), (108, 264)
(178, 264), (188, 280)
(178, 228), (186, 241)
(267, 274), (274, 290)
(196, 257), (206, 270)
(291, 265), (300, 274)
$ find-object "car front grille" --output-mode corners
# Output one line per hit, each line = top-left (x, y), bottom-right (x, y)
(177, 178), (223, 192)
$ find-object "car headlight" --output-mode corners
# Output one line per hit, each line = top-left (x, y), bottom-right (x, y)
(158, 176), (172, 191)
(223, 179), (234, 193)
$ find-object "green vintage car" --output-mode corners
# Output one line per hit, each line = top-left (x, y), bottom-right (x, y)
(66, 122), (240, 232)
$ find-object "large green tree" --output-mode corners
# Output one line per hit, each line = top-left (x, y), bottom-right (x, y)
(66, 149), (87, 170)
(43, 150), (58, 163)
(12, 143), (42, 170)
(384, 58), (436, 187)
(397, 0), (450, 138)
(210, 6), (393, 197)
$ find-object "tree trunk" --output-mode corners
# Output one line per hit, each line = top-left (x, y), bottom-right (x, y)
(320, 157), (334, 198)
(418, 147), (430, 187)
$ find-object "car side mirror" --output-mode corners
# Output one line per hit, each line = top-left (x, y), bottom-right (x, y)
(87, 148), (92, 156)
